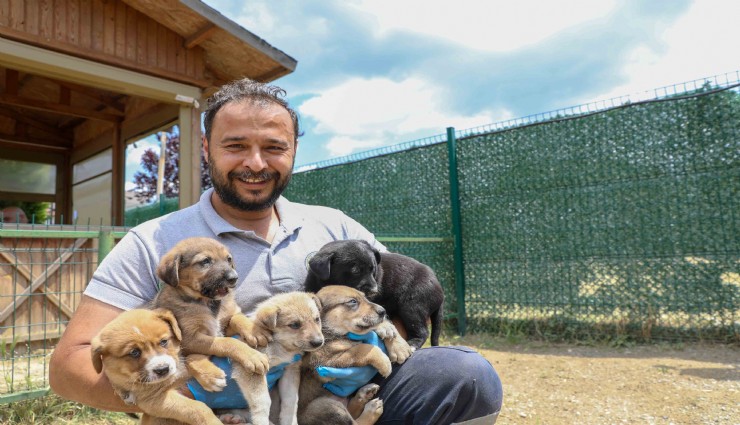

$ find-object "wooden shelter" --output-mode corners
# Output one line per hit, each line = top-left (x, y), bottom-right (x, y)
(0, 0), (296, 225)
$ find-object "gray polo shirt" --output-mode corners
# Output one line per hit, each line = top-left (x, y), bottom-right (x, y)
(84, 188), (384, 315)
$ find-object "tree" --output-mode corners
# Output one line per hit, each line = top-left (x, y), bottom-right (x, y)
(132, 126), (212, 204)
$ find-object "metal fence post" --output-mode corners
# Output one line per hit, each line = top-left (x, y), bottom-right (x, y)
(446, 127), (467, 335)
(98, 230), (114, 266)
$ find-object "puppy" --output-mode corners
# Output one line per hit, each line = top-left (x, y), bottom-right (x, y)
(91, 308), (223, 425)
(217, 291), (325, 425)
(298, 285), (413, 425)
(152, 237), (272, 425)
(305, 239), (444, 348)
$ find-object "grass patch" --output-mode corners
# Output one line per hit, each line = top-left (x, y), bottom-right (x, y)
(0, 394), (136, 425)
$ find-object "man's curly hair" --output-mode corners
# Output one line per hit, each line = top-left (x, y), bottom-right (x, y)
(203, 78), (301, 142)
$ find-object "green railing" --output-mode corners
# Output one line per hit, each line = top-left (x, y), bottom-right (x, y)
(0, 225), (127, 404)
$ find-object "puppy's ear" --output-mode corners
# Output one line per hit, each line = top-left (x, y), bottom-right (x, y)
(255, 304), (280, 330)
(309, 251), (333, 281)
(154, 308), (182, 342)
(310, 293), (322, 311)
(370, 244), (381, 264)
(156, 253), (181, 287)
(90, 335), (104, 374)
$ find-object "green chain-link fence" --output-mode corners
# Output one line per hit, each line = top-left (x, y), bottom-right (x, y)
(287, 73), (740, 342)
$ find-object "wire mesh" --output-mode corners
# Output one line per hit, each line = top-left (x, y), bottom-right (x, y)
(288, 74), (740, 342)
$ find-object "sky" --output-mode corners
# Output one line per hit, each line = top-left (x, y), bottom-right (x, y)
(126, 0), (740, 188)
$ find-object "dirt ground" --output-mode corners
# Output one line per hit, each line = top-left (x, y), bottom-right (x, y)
(452, 335), (740, 425)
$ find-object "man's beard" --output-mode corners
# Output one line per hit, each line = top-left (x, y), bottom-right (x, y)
(209, 161), (292, 212)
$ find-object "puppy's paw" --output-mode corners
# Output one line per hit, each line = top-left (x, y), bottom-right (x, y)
(217, 412), (248, 424)
(240, 325), (272, 348)
(354, 383), (380, 404)
(374, 320), (399, 340)
(362, 398), (384, 422)
(373, 353), (393, 378)
(385, 335), (415, 365)
(238, 349), (270, 375)
(187, 354), (228, 392)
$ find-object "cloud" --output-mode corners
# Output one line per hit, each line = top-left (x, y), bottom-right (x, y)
(299, 76), (502, 157)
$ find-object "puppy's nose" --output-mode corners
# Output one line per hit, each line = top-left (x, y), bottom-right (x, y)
(376, 306), (386, 318)
(153, 365), (170, 377)
(310, 338), (324, 348)
(224, 269), (238, 285)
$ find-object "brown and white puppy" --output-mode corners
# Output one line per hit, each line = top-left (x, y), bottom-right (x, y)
(91, 308), (223, 425)
(298, 286), (413, 425)
(151, 237), (272, 425)
(217, 291), (325, 425)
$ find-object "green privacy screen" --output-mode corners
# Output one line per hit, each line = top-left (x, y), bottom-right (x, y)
(286, 75), (740, 342)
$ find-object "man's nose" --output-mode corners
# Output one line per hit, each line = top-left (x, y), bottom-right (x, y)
(241, 149), (267, 171)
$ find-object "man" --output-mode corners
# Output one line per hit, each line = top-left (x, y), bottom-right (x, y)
(50, 78), (502, 424)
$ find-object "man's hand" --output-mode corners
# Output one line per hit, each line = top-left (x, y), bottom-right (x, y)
(315, 331), (390, 397)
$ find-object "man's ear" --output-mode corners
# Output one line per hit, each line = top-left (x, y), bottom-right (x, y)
(202, 136), (210, 163)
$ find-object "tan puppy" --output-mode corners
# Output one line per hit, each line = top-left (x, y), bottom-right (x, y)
(298, 285), (413, 425)
(217, 291), (325, 425)
(152, 237), (272, 425)
(91, 308), (222, 425)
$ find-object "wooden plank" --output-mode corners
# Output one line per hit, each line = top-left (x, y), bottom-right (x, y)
(157, 22), (167, 70)
(53, 0), (66, 42)
(111, 124), (124, 226)
(0, 1), (9, 27)
(0, 105), (69, 139)
(166, 29), (176, 72)
(0, 238), (87, 323)
(176, 37), (186, 74)
(0, 138), (70, 153)
(0, 246), (75, 320)
(184, 23), (216, 49)
(8, 0), (24, 31)
(147, 17), (157, 67)
(25, 0), (39, 36)
(0, 93), (123, 122)
(125, 4), (137, 62)
(136, 10), (147, 65)
(114, 0), (126, 58)
(102, 0), (115, 55)
(78, 0), (91, 48)
(67, 0), (79, 45)
(39, 0), (53, 41)
(90, 0), (103, 51)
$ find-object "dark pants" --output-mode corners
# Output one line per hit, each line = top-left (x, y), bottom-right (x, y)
(372, 346), (503, 424)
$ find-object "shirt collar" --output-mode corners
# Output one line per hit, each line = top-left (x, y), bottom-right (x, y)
(199, 188), (303, 237)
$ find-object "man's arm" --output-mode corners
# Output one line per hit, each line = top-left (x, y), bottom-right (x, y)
(49, 295), (140, 412)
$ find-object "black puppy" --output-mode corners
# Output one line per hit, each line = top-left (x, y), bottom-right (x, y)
(304, 239), (444, 348)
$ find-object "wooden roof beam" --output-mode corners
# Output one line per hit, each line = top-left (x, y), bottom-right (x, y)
(185, 23), (217, 49)
(0, 93), (124, 122)
(0, 133), (71, 151)
(0, 105), (70, 139)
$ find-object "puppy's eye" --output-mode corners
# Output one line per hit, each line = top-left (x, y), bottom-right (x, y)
(347, 298), (358, 307)
(159, 339), (168, 347)
(288, 322), (301, 330)
(200, 257), (212, 266)
(227, 255), (233, 263)
(314, 317), (321, 324)
(351, 266), (360, 275)
(129, 348), (141, 359)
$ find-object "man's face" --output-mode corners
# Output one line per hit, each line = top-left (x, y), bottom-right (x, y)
(204, 101), (297, 212)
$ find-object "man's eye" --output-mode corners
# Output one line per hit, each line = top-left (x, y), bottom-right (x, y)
(288, 322), (301, 330)
(129, 348), (141, 359)
(159, 339), (168, 347)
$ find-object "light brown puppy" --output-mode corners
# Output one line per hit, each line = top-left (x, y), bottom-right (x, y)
(152, 237), (272, 425)
(91, 308), (222, 425)
(298, 285), (413, 425)
(217, 291), (326, 425)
